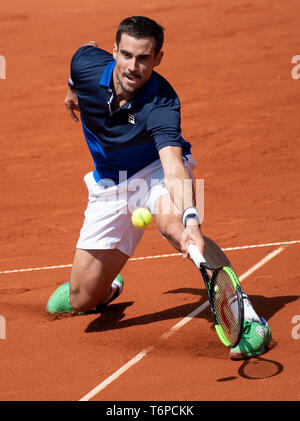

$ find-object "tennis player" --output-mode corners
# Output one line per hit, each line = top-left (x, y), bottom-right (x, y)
(46, 16), (272, 359)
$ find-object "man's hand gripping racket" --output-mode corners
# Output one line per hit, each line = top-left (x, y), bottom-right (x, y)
(188, 243), (244, 348)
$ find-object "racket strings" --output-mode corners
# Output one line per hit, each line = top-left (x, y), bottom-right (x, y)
(212, 270), (240, 344)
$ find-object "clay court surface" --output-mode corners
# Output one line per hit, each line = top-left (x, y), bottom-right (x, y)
(0, 0), (299, 403)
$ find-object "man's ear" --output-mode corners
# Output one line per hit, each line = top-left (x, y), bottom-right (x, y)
(113, 43), (118, 60)
(154, 50), (164, 67)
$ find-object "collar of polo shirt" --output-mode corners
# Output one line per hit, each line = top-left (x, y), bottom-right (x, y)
(99, 60), (159, 105)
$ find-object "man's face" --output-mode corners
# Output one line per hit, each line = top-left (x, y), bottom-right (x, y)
(113, 33), (163, 97)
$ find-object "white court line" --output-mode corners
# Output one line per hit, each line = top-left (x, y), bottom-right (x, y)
(79, 245), (284, 401)
(223, 240), (300, 252)
(239, 246), (284, 281)
(0, 239), (298, 275)
(0, 264), (73, 274)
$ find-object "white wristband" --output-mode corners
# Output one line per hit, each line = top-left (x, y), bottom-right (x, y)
(182, 207), (200, 227)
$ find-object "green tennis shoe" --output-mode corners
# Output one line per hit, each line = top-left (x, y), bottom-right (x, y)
(46, 274), (124, 315)
(230, 317), (272, 360)
(46, 282), (74, 314)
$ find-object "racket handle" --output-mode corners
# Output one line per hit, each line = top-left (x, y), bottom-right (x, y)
(188, 243), (206, 268)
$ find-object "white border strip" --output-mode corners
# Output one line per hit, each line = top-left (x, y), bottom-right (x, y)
(79, 245), (284, 401)
(0, 240), (298, 275)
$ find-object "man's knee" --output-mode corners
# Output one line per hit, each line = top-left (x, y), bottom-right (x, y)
(69, 280), (110, 312)
(69, 248), (128, 312)
(69, 285), (91, 312)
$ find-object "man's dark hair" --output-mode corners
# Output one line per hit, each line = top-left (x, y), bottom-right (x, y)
(116, 16), (164, 56)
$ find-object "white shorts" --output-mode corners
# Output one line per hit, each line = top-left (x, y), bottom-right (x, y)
(76, 155), (196, 256)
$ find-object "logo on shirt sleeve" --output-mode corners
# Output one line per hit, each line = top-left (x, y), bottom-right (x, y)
(128, 114), (136, 125)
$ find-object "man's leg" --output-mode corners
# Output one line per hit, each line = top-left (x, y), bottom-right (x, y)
(46, 248), (129, 314)
(69, 248), (129, 312)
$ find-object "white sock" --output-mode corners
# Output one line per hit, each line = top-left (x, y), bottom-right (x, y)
(242, 293), (261, 322)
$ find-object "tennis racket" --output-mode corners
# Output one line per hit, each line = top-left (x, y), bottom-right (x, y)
(188, 243), (244, 348)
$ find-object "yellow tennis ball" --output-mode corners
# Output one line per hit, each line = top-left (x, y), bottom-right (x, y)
(131, 208), (152, 229)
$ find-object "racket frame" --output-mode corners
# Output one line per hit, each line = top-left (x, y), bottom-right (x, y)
(188, 244), (244, 348)
(208, 264), (244, 347)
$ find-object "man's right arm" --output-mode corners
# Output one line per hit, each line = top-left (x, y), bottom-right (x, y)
(64, 87), (80, 122)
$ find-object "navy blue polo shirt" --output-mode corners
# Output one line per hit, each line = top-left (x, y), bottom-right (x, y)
(69, 45), (191, 184)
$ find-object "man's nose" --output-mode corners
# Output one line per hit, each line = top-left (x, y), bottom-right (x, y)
(128, 58), (138, 73)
